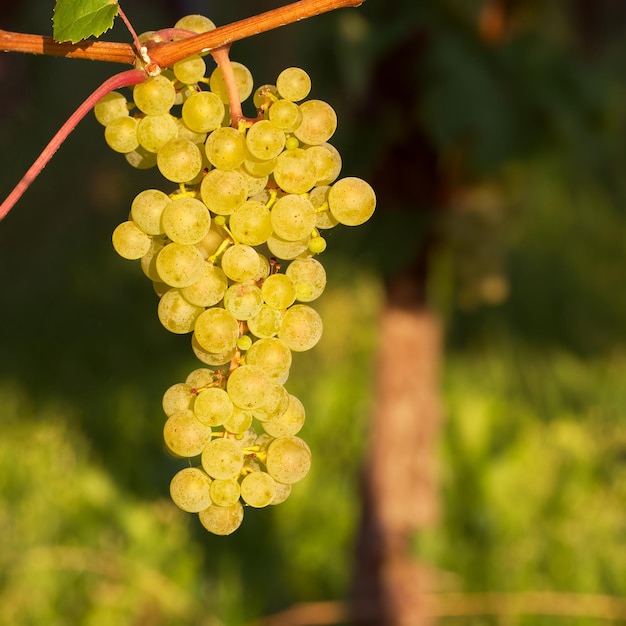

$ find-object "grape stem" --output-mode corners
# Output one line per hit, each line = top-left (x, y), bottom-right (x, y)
(0, 68), (146, 222)
(209, 45), (246, 128)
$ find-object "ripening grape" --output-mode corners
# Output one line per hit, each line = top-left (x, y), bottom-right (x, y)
(201, 437), (245, 480)
(328, 177), (377, 226)
(105, 116), (139, 153)
(173, 54), (207, 85)
(209, 62), (254, 104)
(112, 220), (152, 260)
(261, 274), (297, 310)
(94, 91), (129, 126)
(194, 307), (239, 354)
(198, 501), (244, 535)
(265, 436), (311, 484)
(156, 242), (206, 288)
(137, 114), (178, 153)
(170, 467), (213, 512)
(240, 471), (277, 507)
(131, 189), (170, 235)
(157, 288), (204, 333)
(133, 75), (177, 115)
(293, 100), (337, 145)
(161, 197), (211, 245)
(276, 67), (311, 102)
(278, 304), (323, 351)
(163, 409), (212, 457)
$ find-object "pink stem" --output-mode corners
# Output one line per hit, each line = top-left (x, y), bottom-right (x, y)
(210, 46), (245, 127)
(0, 68), (146, 222)
(117, 6), (143, 57)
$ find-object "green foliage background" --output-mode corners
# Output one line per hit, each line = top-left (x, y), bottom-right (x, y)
(2, 0), (626, 623)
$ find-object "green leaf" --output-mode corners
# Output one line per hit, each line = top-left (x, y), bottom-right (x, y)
(53, 0), (119, 44)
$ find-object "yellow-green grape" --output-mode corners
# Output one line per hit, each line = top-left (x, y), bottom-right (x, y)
(162, 382), (195, 417)
(141, 238), (166, 281)
(265, 436), (311, 484)
(210, 478), (241, 507)
(136, 114), (178, 153)
(255, 254), (271, 281)
(205, 126), (246, 170)
(209, 62), (254, 104)
(278, 304), (323, 352)
(182, 91), (225, 133)
(201, 438), (244, 479)
(125, 145), (158, 169)
(173, 54), (207, 84)
(237, 335), (253, 351)
(236, 169), (269, 197)
(261, 273), (296, 310)
(245, 337), (292, 380)
(309, 185), (339, 229)
(262, 394), (305, 437)
(226, 364), (269, 411)
(157, 288), (204, 334)
(104, 116), (139, 153)
(328, 177), (377, 226)
(180, 263), (228, 307)
(268, 99), (302, 132)
(198, 501), (244, 535)
(157, 138), (203, 183)
(293, 100), (337, 145)
(176, 118), (207, 145)
(220, 244), (261, 282)
(270, 481), (292, 505)
(270, 194), (316, 241)
(247, 305), (283, 338)
(133, 74), (177, 115)
(244, 153), (278, 177)
(307, 143), (342, 185)
(308, 236), (327, 254)
(266, 233), (310, 260)
(195, 222), (227, 258)
(194, 387), (234, 426)
(194, 307), (239, 354)
(223, 406), (253, 434)
(156, 242), (206, 288)
(276, 67), (311, 102)
(174, 14), (216, 33)
(285, 136), (300, 150)
(162, 197), (211, 245)
(112, 220), (152, 260)
(253, 84), (279, 109)
(273, 148), (317, 194)
(186, 368), (217, 388)
(240, 471), (277, 508)
(163, 409), (212, 457)
(285, 257), (327, 302)
(169, 467), (213, 512)
(191, 335), (236, 366)
(229, 201), (273, 246)
(254, 381), (290, 422)
(245, 120), (286, 160)
(224, 282), (264, 320)
(200, 169), (246, 215)
(131, 189), (169, 235)
(94, 91), (129, 126)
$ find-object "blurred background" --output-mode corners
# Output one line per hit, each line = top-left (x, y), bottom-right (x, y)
(2, 0), (626, 624)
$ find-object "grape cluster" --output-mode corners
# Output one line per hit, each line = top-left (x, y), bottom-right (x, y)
(94, 15), (376, 535)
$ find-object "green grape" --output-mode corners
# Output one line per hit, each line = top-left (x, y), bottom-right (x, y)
(210, 478), (241, 507)
(192, 335), (237, 366)
(194, 307), (239, 354)
(308, 236), (327, 254)
(247, 304), (283, 338)
(94, 91), (129, 126)
(176, 118), (207, 145)
(112, 220), (152, 260)
(194, 387), (234, 426)
(195, 222), (227, 258)
(270, 481), (291, 505)
(220, 244), (261, 282)
(201, 437), (244, 479)
(163, 409), (212, 457)
(240, 471), (277, 508)
(308, 185), (339, 229)
(307, 143), (341, 185)
(186, 368), (217, 388)
(157, 138), (203, 183)
(285, 257), (326, 301)
(328, 177), (377, 226)
(173, 54), (207, 84)
(266, 233), (310, 260)
(180, 263), (228, 307)
(205, 126), (246, 170)
(244, 153), (278, 177)
(162, 197), (211, 245)
(136, 114), (178, 153)
(198, 501), (244, 535)
(265, 436), (311, 484)
(270, 194), (316, 241)
(157, 288), (204, 334)
(223, 406), (253, 434)
(273, 148), (317, 194)
(254, 381), (290, 422)
(245, 337), (292, 380)
(262, 394), (305, 437)
(209, 62), (254, 104)
(237, 169), (269, 197)
(141, 237), (165, 284)
(285, 136), (300, 150)
(293, 100), (337, 145)
(226, 364), (269, 411)
(125, 145), (159, 169)
(237, 335), (253, 351)
(245, 120), (286, 160)
(182, 91), (225, 133)
(169, 467), (213, 512)
(229, 201), (273, 246)
(133, 74), (177, 115)
(268, 99), (302, 132)
(104, 116), (139, 153)
(174, 14), (216, 33)
(156, 242), (206, 288)
(278, 304), (323, 352)
(276, 67), (311, 102)
(162, 382), (194, 417)
(131, 189), (169, 235)
(223, 282), (264, 320)
(255, 254), (271, 281)
(261, 273), (296, 310)
(200, 169), (246, 215)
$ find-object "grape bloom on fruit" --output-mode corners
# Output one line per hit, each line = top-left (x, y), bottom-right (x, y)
(97, 14), (376, 535)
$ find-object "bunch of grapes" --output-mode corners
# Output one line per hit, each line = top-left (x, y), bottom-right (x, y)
(93, 14), (376, 535)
